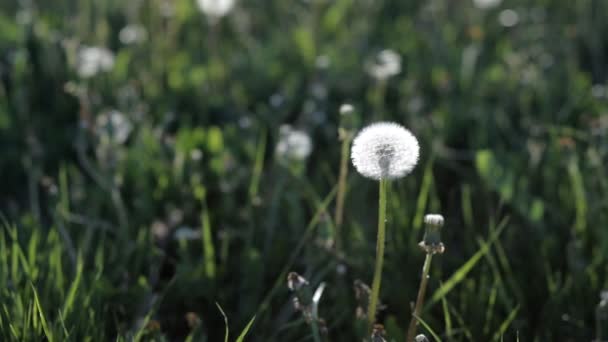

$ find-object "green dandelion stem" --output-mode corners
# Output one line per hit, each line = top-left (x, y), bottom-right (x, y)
(368, 178), (388, 329)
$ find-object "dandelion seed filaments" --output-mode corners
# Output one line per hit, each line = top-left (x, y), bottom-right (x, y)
(366, 49), (402, 81)
(196, 0), (235, 18)
(76, 46), (115, 78)
(351, 122), (420, 180)
(275, 125), (313, 162)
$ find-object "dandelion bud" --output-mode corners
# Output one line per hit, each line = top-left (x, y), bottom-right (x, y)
(351, 122), (420, 181)
(338, 103), (358, 140)
(424, 214), (444, 227)
(420, 213), (445, 254)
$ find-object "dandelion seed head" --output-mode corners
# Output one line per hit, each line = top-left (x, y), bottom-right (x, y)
(472, 0), (502, 10)
(499, 9), (519, 27)
(196, 0), (235, 18)
(119, 25), (147, 45)
(366, 49), (402, 81)
(351, 122), (419, 180)
(96, 110), (132, 144)
(276, 125), (313, 161)
(77, 46), (115, 78)
(340, 103), (354, 116)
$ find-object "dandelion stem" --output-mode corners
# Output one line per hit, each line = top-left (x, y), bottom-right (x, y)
(406, 252), (433, 342)
(334, 135), (351, 250)
(368, 178), (388, 330)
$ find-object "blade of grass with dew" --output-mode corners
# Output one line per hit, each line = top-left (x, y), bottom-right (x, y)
(235, 316), (256, 342)
(216, 302), (230, 342)
(490, 305), (520, 341)
(413, 313), (442, 342)
(31, 283), (54, 342)
(429, 217), (509, 306)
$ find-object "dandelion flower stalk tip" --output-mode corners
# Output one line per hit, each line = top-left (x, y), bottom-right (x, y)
(406, 214), (445, 342)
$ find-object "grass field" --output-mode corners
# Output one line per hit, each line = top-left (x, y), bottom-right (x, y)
(1, 0), (608, 341)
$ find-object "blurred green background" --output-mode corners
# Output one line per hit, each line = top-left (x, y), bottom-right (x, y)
(1, 0), (607, 341)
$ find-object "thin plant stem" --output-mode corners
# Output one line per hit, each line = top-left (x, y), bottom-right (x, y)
(406, 252), (434, 342)
(368, 178), (388, 330)
(334, 135), (351, 250)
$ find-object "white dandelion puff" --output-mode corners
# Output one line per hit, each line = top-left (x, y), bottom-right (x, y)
(95, 110), (132, 145)
(275, 125), (313, 161)
(351, 122), (420, 180)
(366, 49), (402, 81)
(472, 0), (502, 10)
(196, 0), (235, 19)
(339, 103), (354, 115)
(119, 25), (148, 45)
(76, 46), (115, 78)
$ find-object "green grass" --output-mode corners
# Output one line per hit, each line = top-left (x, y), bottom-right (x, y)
(1, 0), (608, 340)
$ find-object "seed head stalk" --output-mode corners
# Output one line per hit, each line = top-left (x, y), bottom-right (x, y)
(406, 252), (433, 342)
(368, 178), (388, 330)
(334, 133), (351, 250)
(406, 214), (445, 342)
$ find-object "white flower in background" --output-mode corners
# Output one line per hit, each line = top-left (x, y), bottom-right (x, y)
(472, 0), (502, 9)
(95, 110), (133, 144)
(351, 122), (419, 180)
(275, 125), (313, 161)
(366, 49), (402, 81)
(76, 46), (115, 78)
(499, 9), (519, 27)
(119, 25), (148, 45)
(196, 0), (235, 18)
(340, 103), (354, 115)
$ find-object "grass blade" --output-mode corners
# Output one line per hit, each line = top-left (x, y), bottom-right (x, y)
(31, 283), (53, 342)
(491, 305), (520, 341)
(235, 316), (256, 342)
(429, 217), (509, 306)
(216, 302), (229, 342)
(413, 313), (442, 342)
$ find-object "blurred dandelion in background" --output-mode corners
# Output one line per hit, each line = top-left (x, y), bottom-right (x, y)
(366, 50), (402, 81)
(499, 9), (519, 27)
(275, 125), (313, 162)
(196, 0), (236, 19)
(351, 122), (420, 180)
(119, 25), (148, 45)
(76, 46), (115, 78)
(95, 110), (132, 145)
(472, 0), (502, 10)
